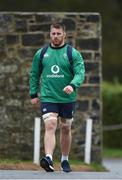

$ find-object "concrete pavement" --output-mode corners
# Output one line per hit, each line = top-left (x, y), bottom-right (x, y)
(0, 170), (122, 179)
(103, 158), (122, 173)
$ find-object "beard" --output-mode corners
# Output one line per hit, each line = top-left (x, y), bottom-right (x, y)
(51, 38), (64, 47)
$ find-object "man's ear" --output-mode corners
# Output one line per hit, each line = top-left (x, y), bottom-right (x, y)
(50, 32), (51, 38)
(64, 32), (66, 39)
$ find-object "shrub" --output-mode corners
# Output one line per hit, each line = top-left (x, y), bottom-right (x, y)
(102, 82), (122, 148)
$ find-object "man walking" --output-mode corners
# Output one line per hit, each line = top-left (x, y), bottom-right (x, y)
(29, 23), (85, 172)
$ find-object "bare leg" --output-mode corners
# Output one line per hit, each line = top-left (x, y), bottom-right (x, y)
(43, 113), (58, 156)
(60, 119), (72, 156)
(40, 113), (58, 172)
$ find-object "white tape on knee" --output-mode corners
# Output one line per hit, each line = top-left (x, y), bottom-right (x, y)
(42, 113), (57, 122)
(60, 118), (73, 126)
(65, 118), (73, 125)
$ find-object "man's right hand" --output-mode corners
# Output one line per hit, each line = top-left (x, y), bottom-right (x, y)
(31, 98), (39, 105)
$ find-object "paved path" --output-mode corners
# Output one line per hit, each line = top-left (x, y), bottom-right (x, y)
(103, 158), (122, 173)
(0, 170), (122, 180)
(0, 159), (122, 179)
(103, 158), (122, 179)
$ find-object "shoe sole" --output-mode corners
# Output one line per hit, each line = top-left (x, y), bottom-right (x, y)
(40, 158), (54, 172)
(61, 167), (72, 172)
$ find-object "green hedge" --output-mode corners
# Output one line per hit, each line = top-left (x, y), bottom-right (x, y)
(102, 82), (122, 148)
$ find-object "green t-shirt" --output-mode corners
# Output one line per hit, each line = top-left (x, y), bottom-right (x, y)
(29, 44), (85, 103)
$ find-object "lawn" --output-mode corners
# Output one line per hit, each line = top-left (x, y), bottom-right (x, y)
(0, 158), (106, 172)
(103, 148), (122, 158)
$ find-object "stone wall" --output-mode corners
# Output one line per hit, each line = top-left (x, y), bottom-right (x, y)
(0, 12), (102, 163)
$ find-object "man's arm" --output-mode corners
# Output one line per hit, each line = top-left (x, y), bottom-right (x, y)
(69, 49), (85, 88)
(29, 49), (41, 103)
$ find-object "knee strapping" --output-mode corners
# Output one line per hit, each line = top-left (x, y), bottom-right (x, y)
(60, 118), (73, 127)
(42, 112), (58, 122)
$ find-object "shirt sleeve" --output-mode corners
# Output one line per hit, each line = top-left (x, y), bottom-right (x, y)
(29, 49), (42, 98)
(70, 48), (85, 88)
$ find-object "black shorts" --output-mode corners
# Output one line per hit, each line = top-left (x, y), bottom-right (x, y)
(41, 102), (76, 119)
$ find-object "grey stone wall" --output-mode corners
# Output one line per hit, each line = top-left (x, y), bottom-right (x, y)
(0, 12), (102, 163)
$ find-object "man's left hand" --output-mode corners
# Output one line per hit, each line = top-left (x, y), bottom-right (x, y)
(63, 85), (74, 94)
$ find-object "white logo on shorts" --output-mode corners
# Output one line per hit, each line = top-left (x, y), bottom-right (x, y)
(43, 108), (47, 112)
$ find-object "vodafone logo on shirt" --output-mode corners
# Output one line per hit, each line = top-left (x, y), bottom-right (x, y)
(51, 65), (60, 74)
(46, 65), (64, 78)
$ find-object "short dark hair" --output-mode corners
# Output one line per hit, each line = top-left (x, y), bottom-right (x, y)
(50, 22), (66, 31)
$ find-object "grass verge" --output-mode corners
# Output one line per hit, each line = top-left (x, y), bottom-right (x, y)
(0, 158), (106, 172)
(103, 148), (122, 158)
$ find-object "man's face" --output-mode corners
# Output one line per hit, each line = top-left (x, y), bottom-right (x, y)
(50, 27), (66, 47)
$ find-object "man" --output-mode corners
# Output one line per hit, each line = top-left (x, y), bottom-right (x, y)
(29, 23), (85, 172)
